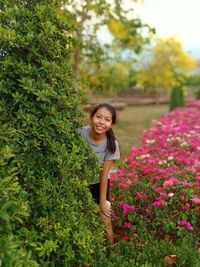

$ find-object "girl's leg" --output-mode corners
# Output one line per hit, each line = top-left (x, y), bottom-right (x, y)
(99, 206), (114, 243)
(89, 182), (114, 243)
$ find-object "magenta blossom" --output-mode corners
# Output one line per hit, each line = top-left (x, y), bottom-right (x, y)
(119, 201), (135, 215)
(163, 178), (179, 188)
(182, 182), (192, 187)
(152, 201), (163, 207)
(192, 197), (200, 204)
(154, 187), (163, 193)
(118, 183), (130, 190)
(177, 220), (193, 230)
(123, 222), (132, 229)
(182, 203), (190, 211)
(136, 192), (143, 200)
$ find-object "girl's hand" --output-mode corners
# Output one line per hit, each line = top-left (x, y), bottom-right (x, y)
(100, 200), (112, 218)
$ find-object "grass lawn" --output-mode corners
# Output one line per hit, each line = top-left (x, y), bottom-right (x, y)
(113, 104), (169, 163)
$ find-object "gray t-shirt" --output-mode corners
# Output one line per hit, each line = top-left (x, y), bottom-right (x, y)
(79, 125), (120, 183)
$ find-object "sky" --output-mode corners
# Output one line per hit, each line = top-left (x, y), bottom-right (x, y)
(132, 0), (200, 58)
(98, 0), (200, 59)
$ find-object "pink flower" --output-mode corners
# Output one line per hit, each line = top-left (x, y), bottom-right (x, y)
(136, 192), (143, 200)
(118, 183), (130, 190)
(152, 201), (162, 207)
(186, 224), (193, 231)
(163, 178), (179, 188)
(160, 192), (168, 199)
(115, 169), (125, 177)
(195, 175), (200, 181)
(123, 222), (132, 229)
(192, 197), (200, 204)
(180, 195), (189, 202)
(119, 201), (135, 215)
(127, 172), (137, 178)
(153, 176), (161, 181)
(177, 220), (193, 230)
(154, 187), (163, 193)
(182, 182), (192, 187)
(182, 203), (190, 211)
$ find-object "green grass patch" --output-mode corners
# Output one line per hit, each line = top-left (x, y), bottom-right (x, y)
(114, 104), (168, 162)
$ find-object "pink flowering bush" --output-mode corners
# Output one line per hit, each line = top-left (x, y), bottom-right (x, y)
(111, 100), (200, 243)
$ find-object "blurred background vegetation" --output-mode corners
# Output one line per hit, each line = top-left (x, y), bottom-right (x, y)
(61, 0), (200, 100)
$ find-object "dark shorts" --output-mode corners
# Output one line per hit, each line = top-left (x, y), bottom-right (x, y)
(89, 180), (110, 204)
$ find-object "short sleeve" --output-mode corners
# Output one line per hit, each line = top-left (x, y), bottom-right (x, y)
(78, 126), (89, 141)
(105, 140), (120, 161)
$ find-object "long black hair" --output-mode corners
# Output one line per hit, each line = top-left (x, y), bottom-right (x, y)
(90, 103), (117, 154)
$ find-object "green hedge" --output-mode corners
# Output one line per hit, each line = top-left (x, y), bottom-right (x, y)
(0, 1), (106, 265)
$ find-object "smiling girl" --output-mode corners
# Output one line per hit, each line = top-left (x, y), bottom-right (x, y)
(79, 103), (120, 243)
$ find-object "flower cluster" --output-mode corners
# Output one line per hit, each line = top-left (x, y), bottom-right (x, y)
(177, 220), (193, 230)
(111, 101), (200, 241)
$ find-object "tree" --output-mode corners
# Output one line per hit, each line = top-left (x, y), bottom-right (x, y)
(62, 0), (155, 92)
(0, 0), (106, 265)
(93, 61), (129, 95)
(87, 57), (138, 95)
(138, 37), (196, 102)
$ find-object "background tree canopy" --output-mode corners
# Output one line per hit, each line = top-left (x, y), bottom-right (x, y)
(62, 0), (155, 93)
(138, 37), (196, 94)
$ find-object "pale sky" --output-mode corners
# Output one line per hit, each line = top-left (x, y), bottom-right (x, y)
(98, 0), (200, 58)
(133, 0), (200, 58)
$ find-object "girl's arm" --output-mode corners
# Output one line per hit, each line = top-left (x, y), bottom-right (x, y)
(99, 159), (114, 217)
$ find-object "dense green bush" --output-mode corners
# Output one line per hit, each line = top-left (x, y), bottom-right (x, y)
(0, 145), (38, 266)
(169, 86), (185, 111)
(0, 1), (106, 265)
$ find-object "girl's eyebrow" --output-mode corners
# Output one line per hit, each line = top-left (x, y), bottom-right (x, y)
(97, 113), (111, 118)
(95, 112), (112, 119)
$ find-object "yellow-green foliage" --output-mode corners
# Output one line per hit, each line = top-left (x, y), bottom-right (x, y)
(108, 19), (127, 40)
(138, 37), (197, 93)
(88, 61), (130, 94)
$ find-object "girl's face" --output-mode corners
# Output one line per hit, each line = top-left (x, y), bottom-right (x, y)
(90, 107), (113, 135)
